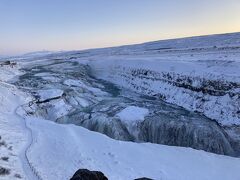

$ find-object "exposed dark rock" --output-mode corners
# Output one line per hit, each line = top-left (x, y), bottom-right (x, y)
(2, 61), (11, 65)
(70, 169), (108, 180)
(139, 115), (235, 156)
(1, 157), (9, 161)
(128, 68), (240, 96)
(14, 174), (22, 179)
(0, 140), (7, 147)
(0, 61), (17, 67)
(36, 95), (63, 104)
(0, 166), (10, 176)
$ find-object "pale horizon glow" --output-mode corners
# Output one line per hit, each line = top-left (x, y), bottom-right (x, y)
(0, 0), (240, 55)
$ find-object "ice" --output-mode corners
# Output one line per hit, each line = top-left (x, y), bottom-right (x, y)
(13, 60), (239, 156)
(35, 89), (64, 102)
(80, 33), (240, 127)
(64, 79), (86, 87)
(64, 79), (108, 96)
(1, 32), (240, 180)
(38, 99), (73, 121)
(117, 106), (149, 123)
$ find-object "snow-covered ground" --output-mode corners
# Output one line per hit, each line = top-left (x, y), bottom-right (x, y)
(17, 116), (240, 180)
(85, 33), (240, 126)
(0, 32), (240, 180)
(1, 81), (240, 180)
(89, 57), (240, 126)
(0, 64), (23, 82)
(0, 65), (30, 179)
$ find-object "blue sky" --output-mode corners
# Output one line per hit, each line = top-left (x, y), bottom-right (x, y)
(0, 0), (240, 55)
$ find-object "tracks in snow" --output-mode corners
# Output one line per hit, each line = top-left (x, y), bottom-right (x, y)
(15, 103), (43, 180)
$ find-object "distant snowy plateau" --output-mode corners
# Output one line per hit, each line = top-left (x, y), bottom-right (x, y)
(0, 32), (240, 180)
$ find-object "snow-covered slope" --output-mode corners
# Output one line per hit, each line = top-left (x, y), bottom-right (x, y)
(2, 90), (238, 180)
(0, 83), (27, 179)
(16, 116), (240, 180)
(84, 32), (240, 126)
(89, 58), (240, 126)
(1, 61), (239, 180)
(0, 65), (31, 179)
(1, 32), (240, 180)
(0, 64), (23, 82)
(13, 58), (238, 156)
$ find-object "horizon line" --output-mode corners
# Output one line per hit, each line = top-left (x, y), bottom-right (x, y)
(2, 30), (239, 57)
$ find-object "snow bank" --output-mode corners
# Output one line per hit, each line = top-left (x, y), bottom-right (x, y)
(0, 64), (23, 82)
(82, 33), (240, 126)
(25, 117), (240, 180)
(1, 32), (240, 180)
(88, 57), (240, 126)
(0, 81), (30, 179)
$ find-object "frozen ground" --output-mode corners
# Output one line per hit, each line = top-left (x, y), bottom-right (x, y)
(0, 65), (31, 179)
(0, 32), (240, 180)
(0, 60), (239, 180)
(85, 33), (240, 126)
(14, 59), (238, 156)
(17, 116), (240, 180)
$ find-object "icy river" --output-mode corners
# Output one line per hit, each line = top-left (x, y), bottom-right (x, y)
(13, 58), (239, 157)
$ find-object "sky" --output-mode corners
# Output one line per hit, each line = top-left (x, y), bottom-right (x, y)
(0, 0), (240, 55)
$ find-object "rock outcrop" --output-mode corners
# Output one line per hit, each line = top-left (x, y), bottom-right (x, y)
(70, 169), (108, 180)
